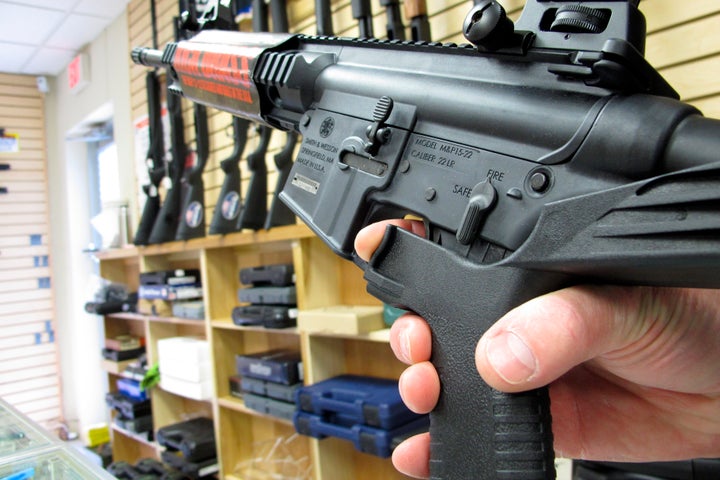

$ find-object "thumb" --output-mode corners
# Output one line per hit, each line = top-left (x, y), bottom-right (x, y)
(475, 285), (646, 392)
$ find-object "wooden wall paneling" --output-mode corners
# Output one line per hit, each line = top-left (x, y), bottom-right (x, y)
(643, 0), (720, 32)
(0, 72), (60, 432)
(0, 266), (51, 281)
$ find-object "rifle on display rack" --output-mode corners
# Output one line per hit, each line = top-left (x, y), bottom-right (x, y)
(145, 10), (188, 245)
(175, 0), (238, 240)
(315, 0), (333, 37)
(380, 0), (405, 40)
(133, 0), (164, 246)
(351, 0), (373, 38)
(405, 0), (431, 42)
(132, 1), (720, 477)
(265, 0), (299, 230)
(235, 0), (272, 231)
(209, 114), (250, 234)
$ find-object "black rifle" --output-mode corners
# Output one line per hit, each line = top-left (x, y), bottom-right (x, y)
(209, 115), (250, 234)
(380, 0), (405, 40)
(264, 0), (298, 229)
(174, 0), (209, 241)
(133, 0), (164, 246)
(270, 0), (289, 33)
(146, 15), (187, 244)
(237, 0), (272, 230)
(175, 0), (238, 240)
(133, 2), (720, 477)
(196, 0), (251, 235)
(146, 89), (186, 244)
(238, 124), (271, 230)
(405, 0), (431, 42)
(265, 130), (298, 228)
(315, 0), (333, 36)
(351, 0), (373, 38)
(175, 101), (209, 240)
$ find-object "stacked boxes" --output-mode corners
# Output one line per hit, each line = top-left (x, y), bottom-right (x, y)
(158, 337), (212, 400)
(101, 334), (145, 363)
(105, 388), (152, 439)
(231, 349), (303, 421)
(157, 417), (218, 479)
(232, 264), (297, 329)
(293, 375), (429, 458)
(104, 335), (152, 438)
(138, 269), (203, 319)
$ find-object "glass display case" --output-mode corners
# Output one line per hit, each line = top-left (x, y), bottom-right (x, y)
(0, 398), (115, 479)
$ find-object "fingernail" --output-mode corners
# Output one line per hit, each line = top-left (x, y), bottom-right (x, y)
(397, 326), (412, 364)
(397, 370), (406, 396)
(485, 332), (537, 384)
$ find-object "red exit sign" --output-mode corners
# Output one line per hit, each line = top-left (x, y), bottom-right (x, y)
(68, 53), (90, 94)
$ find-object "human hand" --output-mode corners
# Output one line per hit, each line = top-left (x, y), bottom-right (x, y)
(355, 219), (720, 479)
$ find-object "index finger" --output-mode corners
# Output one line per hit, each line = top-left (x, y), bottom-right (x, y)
(354, 219), (426, 262)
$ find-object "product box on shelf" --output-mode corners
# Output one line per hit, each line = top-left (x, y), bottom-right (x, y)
(235, 349), (302, 385)
(293, 375), (430, 458)
(158, 337), (212, 400)
(297, 305), (384, 335)
(293, 411), (429, 458)
(295, 375), (422, 430)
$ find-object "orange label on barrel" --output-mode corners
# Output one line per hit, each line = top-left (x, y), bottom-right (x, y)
(174, 44), (259, 105)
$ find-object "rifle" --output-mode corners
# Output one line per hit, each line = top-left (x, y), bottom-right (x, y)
(380, 0), (405, 40)
(133, 0), (164, 246)
(236, 0), (272, 230)
(404, 0), (431, 42)
(175, 101), (209, 240)
(199, 0), (251, 235)
(238, 124), (271, 230)
(175, 0), (238, 240)
(315, 0), (333, 36)
(132, 1), (720, 477)
(351, 0), (373, 38)
(209, 115), (250, 234)
(265, 0), (299, 230)
(265, 130), (298, 229)
(174, 0), (210, 241)
(145, 14), (187, 244)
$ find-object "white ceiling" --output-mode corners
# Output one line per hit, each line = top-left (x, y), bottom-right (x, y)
(0, 0), (130, 76)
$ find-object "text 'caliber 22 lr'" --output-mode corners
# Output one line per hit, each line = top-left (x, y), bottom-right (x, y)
(132, 1), (720, 478)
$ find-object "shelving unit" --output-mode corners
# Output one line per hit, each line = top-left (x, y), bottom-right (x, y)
(94, 224), (410, 479)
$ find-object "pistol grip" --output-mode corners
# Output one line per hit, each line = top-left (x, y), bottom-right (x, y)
(363, 225), (567, 479)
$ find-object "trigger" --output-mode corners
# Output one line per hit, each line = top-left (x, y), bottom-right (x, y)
(423, 218), (433, 241)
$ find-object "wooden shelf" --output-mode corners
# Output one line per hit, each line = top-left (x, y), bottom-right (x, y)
(93, 224), (314, 261)
(106, 312), (148, 322)
(102, 359), (138, 376)
(92, 246), (139, 261)
(211, 318), (300, 335)
(98, 223), (396, 479)
(306, 328), (392, 344)
(110, 311), (205, 326)
(111, 423), (157, 449)
(110, 424), (158, 462)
